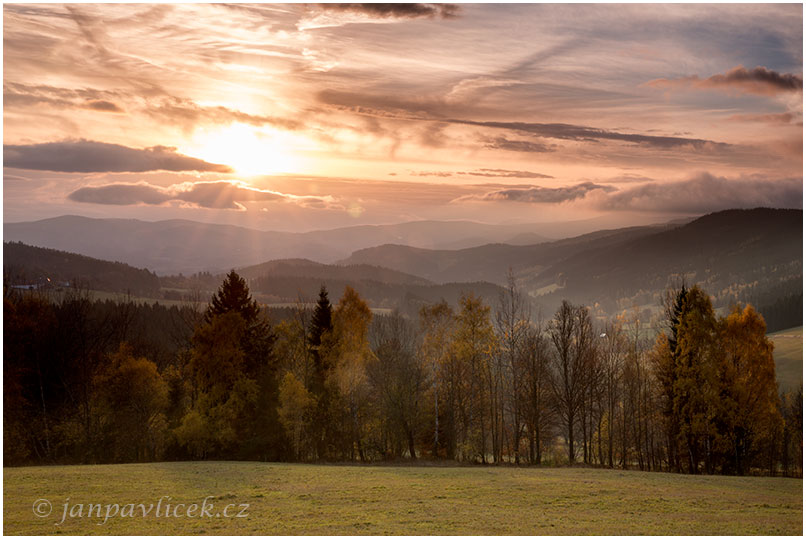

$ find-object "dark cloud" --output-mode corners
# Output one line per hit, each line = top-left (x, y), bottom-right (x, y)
(596, 173), (657, 184)
(455, 182), (615, 204)
(318, 89), (727, 150)
(68, 180), (339, 210)
(461, 120), (725, 150)
(727, 112), (800, 125)
(68, 183), (172, 205)
(146, 97), (303, 132)
(310, 4), (459, 20)
(483, 137), (555, 153)
(646, 65), (803, 96)
(4, 83), (125, 113)
(458, 169), (554, 179)
(412, 171), (453, 177)
(3, 140), (232, 173)
(592, 173), (803, 213)
(84, 99), (124, 112)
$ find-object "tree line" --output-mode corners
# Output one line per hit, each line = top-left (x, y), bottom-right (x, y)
(4, 271), (802, 475)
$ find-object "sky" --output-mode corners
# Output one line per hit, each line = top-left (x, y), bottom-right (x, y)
(3, 2), (803, 232)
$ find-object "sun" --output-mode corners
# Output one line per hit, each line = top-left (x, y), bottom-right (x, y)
(180, 123), (299, 176)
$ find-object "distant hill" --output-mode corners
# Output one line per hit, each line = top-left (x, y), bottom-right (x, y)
(236, 258), (432, 286)
(3, 241), (160, 296)
(341, 208), (802, 324)
(340, 224), (670, 285)
(3, 215), (562, 275)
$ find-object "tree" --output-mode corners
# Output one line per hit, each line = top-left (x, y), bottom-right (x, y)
(451, 293), (497, 462)
(522, 324), (553, 464)
(600, 320), (627, 468)
(548, 301), (593, 465)
(94, 343), (169, 462)
(420, 300), (455, 458)
(180, 272), (280, 459)
(277, 372), (313, 461)
(327, 286), (375, 461)
(369, 312), (426, 460)
(204, 270), (260, 324)
(308, 285), (333, 459)
(716, 304), (781, 475)
(673, 286), (719, 474)
(495, 270), (530, 463)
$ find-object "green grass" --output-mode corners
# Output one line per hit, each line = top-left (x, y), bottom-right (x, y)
(3, 462), (801, 535)
(770, 326), (803, 391)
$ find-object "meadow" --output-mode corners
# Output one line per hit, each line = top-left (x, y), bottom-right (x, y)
(4, 462), (801, 535)
(770, 326), (803, 391)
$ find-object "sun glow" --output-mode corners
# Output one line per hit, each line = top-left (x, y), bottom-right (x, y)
(181, 124), (300, 176)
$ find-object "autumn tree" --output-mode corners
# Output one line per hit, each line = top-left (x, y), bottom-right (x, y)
(451, 293), (497, 462)
(419, 300), (457, 458)
(94, 343), (169, 462)
(673, 286), (721, 473)
(327, 286), (375, 461)
(716, 304), (781, 475)
(178, 271), (280, 459)
(277, 371), (313, 460)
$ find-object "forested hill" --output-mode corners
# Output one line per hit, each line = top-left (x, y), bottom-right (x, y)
(236, 258), (432, 286)
(162, 257), (509, 317)
(3, 241), (160, 296)
(339, 208), (802, 327)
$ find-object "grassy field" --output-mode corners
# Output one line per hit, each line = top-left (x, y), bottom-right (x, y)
(3, 462), (801, 535)
(770, 326), (803, 391)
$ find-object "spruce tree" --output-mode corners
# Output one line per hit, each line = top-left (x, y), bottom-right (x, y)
(204, 270), (260, 324)
(308, 285), (333, 459)
(309, 285), (333, 353)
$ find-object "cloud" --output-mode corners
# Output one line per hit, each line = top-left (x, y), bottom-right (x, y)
(646, 65), (803, 96)
(454, 182), (615, 204)
(145, 97), (303, 132)
(68, 180), (339, 211)
(590, 173), (803, 213)
(3, 140), (232, 173)
(458, 169), (554, 179)
(318, 90), (728, 150)
(299, 4), (459, 29)
(312, 4), (459, 19)
(596, 173), (657, 184)
(460, 120), (725, 150)
(84, 100), (123, 112)
(483, 137), (555, 153)
(4, 83), (125, 113)
(411, 171), (453, 177)
(727, 112), (800, 125)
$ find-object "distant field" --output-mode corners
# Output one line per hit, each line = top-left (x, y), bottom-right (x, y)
(770, 326), (803, 391)
(3, 462), (801, 535)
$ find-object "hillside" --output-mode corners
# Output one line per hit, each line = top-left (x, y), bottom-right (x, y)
(3, 241), (160, 296)
(340, 224), (674, 285)
(163, 257), (509, 317)
(341, 208), (802, 322)
(3, 215), (560, 274)
(236, 258), (432, 286)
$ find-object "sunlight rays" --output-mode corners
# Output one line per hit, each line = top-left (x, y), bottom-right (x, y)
(179, 123), (300, 177)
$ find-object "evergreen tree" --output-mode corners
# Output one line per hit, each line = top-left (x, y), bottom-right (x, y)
(307, 285), (333, 459)
(179, 271), (281, 460)
(204, 270), (260, 325)
(309, 285), (333, 354)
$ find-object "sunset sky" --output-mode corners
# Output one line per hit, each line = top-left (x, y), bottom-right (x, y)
(3, 3), (803, 231)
